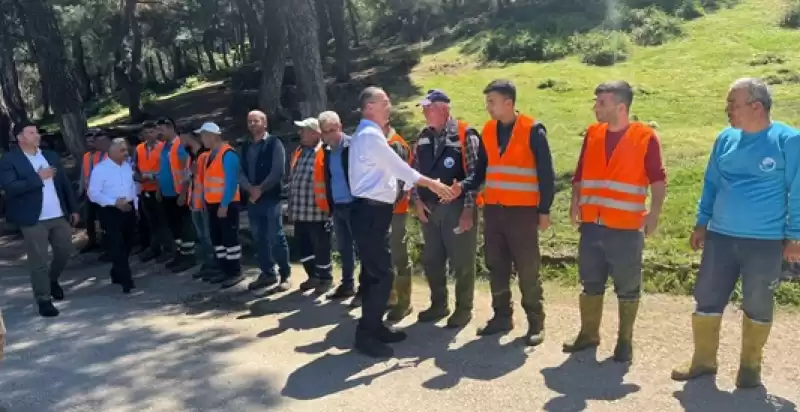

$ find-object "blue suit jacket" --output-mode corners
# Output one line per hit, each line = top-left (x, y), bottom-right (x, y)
(0, 148), (78, 227)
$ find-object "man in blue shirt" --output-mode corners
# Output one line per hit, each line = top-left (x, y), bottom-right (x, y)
(672, 78), (800, 389)
(156, 117), (197, 273)
(197, 122), (245, 289)
(318, 111), (360, 300)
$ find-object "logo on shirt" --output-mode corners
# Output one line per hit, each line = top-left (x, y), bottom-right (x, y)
(759, 157), (777, 172)
(443, 157), (455, 169)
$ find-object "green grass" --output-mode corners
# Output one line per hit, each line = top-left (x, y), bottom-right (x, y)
(393, 0), (800, 304)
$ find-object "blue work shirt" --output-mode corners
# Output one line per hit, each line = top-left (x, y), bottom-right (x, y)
(330, 134), (353, 204)
(158, 138), (189, 197)
(207, 149), (241, 208)
(697, 122), (800, 240)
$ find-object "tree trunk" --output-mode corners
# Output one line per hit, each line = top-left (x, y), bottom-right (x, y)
(221, 41), (231, 68)
(126, 13), (143, 121)
(315, 0), (330, 60)
(146, 56), (156, 83)
(259, 0), (288, 114)
(172, 46), (184, 78)
(346, 0), (360, 47)
(92, 68), (105, 96)
(156, 52), (169, 82)
(194, 45), (205, 73)
(71, 33), (93, 101)
(16, 0), (87, 157)
(0, 97), (12, 152)
(237, 0), (264, 62)
(39, 76), (51, 116)
(203, 30), (218, 72)
(286, 0), (327, 117)
(327, 0), (349, 82)
(0, 33), (28, 123)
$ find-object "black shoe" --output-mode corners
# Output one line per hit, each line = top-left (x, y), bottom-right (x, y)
(209, 273), (227, 284)
(171, 257), (197, 273)
(328, 284), (356, 300)
(314, 280), (334, 296)
(139, 249), (160, 262)
(50, 281), (65, 301)
(165, 255), (183, 269)
(525, 319), (545, 347)
(155, 253), (173, 264)
(79, 242), (100, 254)
(275, 279), (291, 292)
(202, 269), (221, 282)
(98, 252), (112, 262)
(247, 272), (279, 292)
(354, 329), (393, 358)
(221, 274), (245, 289)
(299, 278), (321, 291)
(376, 325), (407, 344)
(193, 265), (214, 279)
(38, 300), (60, 317)
(349, 292), (363, 308)
(122, 281), (136, 294)
(417, 305), (450, 323)
(477, 316), (514, 336)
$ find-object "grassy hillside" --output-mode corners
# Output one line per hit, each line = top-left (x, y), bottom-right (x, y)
(393, 0), (800, 304)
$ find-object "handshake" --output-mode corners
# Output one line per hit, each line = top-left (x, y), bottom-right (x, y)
(417, 176), (463, 203)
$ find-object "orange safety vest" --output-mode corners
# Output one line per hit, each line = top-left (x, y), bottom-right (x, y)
(312, 150), (329, 213)
(202, 144), (241, 205)
(168, 137), (188, 194)
(387, 131), (413, 214)
(481, 114), (540, 206)
(454, 120), (485, 207)
(135, 141), (164, 192)
(189, 151), (209, 210)
(81, 151), (106, 191)
(578, 122), (652, 230)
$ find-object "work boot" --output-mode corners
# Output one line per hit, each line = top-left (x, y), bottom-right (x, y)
(386, 275), (413, 322)
(50, 281), (65, 301)
(248, 272), (278, 292)
(192, 264), (211, 279)
(155, 252), (173, 264)
(525, 316), (546, 347)
(37, 300), (59, 317)
(98, 252), (112, 262)
(221, 273), (245, 289)
(209, 272), (228, 284)
(417, 305), (450, 323)
(314, 280), (334, 296)
(563, 294), (604, 353)
(165, 254), (183, 270)
(299, 277), (321, 292)
(388, 277), (399, 307)
(349, 290), (363, 308)
(171, 255), (197, 273)
(354, 327), (393, 358)
(376, 324), (408, 343)
(446, 308), (473, 328)
(613, 299), (639, 363)
(328, 284), (356, 300)
(735, 315), (772, 389)
(671, 314), (722, 381)
(139, 249), (160, 263)
(477, 315), (514, 336)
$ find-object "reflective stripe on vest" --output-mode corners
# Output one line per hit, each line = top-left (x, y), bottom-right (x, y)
(189, 151), (209, 210)
(136, 142), (163, 192)
(578, 122), (651, 230)
(312, 149), (329, 212)
(481, 114), (540, 206)
(169, 137), (187, 194)
(203, 145), (241, 204)
(387, 130), (412, 214)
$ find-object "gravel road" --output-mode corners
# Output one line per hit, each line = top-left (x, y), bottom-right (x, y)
(0, 234), (797, 412)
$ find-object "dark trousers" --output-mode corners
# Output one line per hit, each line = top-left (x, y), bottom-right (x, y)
(351, 199), (394, 332)
(483, 205), (545, 325)
(99, 205), (135, 287)
(295, 221), (333, 281)
(137, 199), (150, 249)
(84, 201), (101, 244)
(141, 192), (172, 254)
(161, 196), (196, 257)
(332, 205), (358, 285)
(248, 197), (291, 280)
(578, 223), (644, 300)
(207, 202), (242, 278)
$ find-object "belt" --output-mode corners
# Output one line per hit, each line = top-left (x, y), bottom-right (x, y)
(353, 197), (392, 207)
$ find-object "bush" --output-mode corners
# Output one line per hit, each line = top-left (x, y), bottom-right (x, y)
(780, 1), (800, 28)
(622, 7), (684, 46)
(482, 27), (571, 62)
(675, 0), (705, 19)
(574, 31), (631, 66)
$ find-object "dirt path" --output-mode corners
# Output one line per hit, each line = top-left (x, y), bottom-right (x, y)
(0, 234), (797, 412)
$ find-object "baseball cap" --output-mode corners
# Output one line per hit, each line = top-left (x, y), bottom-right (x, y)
(12, 121), (36, 137)
(194, 122), (222, 135)
(418, 89), (451, 107)
(294, 118), (321, 133)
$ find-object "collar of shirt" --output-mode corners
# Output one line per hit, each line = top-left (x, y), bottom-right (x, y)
(356, 119), (382, 134)
(333, 134), (351, 151)
(23, 149), (43, 159)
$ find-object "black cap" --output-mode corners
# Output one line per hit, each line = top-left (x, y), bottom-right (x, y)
(141, 120), (157, 129)
(156, 116), (175, 128)
(12, 121), (36, 137)
(417, 89), (451, 106)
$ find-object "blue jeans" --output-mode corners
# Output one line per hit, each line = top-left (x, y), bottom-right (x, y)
(694, 231), (784, 322)
(333, 205), (357, 286)
(248, 198), (291, 280)
(191, 210), (217, 269)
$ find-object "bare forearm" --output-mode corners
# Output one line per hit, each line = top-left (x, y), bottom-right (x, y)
(649, 181), (666, 216)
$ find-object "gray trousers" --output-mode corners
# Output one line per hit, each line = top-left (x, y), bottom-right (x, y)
(20, 217), (74, 301)
(390, 214), (411, 278)
(421, 201), (478, 310)
(578, 223), (644, 300)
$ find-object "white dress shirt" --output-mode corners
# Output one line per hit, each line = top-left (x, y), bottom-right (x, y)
(348, 119), (422, 204)
(88, 158), (138, 209)
(23, 150), (64, 220)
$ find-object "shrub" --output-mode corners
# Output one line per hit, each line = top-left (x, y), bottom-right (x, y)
(622, 7), (684, 46)
(482, 27), (571, 62)
(780, 1), (800, 28)
(574, 31), (631, 66)
(675, 0), (705, 19)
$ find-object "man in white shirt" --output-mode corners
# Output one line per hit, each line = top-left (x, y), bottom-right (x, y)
(0, 122), (79, 318)
(348, 86), (455, 358)
(88, 138), (138, 294)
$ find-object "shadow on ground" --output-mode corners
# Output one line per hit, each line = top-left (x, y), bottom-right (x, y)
(674, 378), (797, 412)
